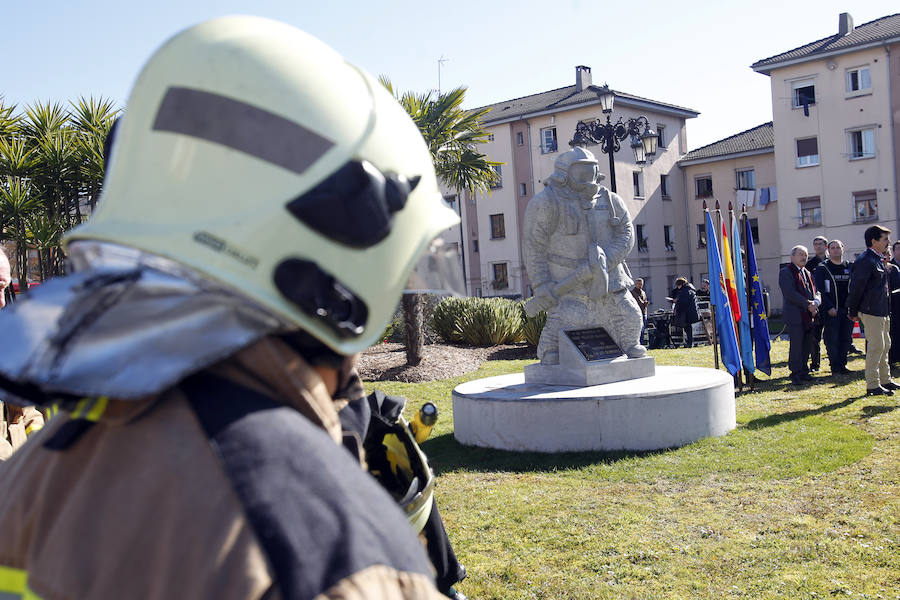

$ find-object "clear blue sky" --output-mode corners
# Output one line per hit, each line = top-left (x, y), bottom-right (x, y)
(2, 0), (897, 149)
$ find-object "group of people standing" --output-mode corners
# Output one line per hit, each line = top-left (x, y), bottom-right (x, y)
(629, 277), (703, 349)
(780, 225), (900, 396)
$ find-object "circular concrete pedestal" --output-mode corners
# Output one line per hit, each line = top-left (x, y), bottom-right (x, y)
(452, 366), (735, 452)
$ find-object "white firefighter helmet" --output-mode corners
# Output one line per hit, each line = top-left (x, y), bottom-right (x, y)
(65, 16), (460, 355)
(549, 145), (604, 190)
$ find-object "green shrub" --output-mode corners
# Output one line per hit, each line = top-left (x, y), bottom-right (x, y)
(431, 296), (524, 346)
(519, 301), (547, 347)
(379, 315), (403, 343)
(458, 297), (523, 346)
(430, 296), (469, 343)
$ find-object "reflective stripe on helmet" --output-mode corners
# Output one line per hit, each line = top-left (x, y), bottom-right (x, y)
(153, 86), (334, 175)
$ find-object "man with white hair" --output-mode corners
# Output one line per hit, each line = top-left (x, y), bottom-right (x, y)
(779, 245), (819, 385)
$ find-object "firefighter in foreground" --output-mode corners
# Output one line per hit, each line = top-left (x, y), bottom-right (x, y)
(0, 16), (466, 599)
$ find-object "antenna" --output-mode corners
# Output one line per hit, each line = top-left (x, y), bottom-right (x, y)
(438, 56), (449, 95)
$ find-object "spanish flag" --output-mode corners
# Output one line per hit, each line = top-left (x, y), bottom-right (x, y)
(721, 219), (742, 325)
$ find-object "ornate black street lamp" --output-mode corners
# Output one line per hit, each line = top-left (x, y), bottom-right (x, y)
(569, 84), (658, 193)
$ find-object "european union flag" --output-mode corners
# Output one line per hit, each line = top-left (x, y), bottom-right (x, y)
(744, 217), (771, 374)
(706, 210), (741, 375)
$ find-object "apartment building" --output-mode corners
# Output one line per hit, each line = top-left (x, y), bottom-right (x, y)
(457, 66), (699, 311)
(679, 123), (782, 312)
(751, 12), (900, 260)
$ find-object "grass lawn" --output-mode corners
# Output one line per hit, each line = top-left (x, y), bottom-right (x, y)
(365, 340), (899, 599)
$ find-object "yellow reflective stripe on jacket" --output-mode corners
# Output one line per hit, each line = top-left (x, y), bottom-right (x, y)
(0, 565), (42, 600)
(70, 397), (109, 422)
(23, 422), (42, 437)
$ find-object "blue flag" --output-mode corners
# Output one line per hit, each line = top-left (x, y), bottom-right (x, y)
(731, 214), (755, 372)
(744, 217), (772, 374)
(706, 210), (741, 375)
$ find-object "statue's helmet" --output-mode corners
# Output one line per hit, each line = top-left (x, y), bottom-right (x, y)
(65, 16), (461, 355)
(549, 145), (603, 191)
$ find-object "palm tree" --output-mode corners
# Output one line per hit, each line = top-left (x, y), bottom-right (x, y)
(0, 176), (39, 281)
(0, 96), (120, 285)
(381, 78), (499, 365)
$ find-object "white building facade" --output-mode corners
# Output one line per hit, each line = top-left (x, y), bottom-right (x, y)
(457, 66), (699, 312)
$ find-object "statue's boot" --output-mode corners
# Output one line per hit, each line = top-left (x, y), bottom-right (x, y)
(624, 344), (647, 359)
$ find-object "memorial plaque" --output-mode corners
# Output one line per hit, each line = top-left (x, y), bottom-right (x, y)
(564, 327), (623, 361)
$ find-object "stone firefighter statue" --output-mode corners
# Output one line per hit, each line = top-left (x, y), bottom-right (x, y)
(523, 145), (646, 364)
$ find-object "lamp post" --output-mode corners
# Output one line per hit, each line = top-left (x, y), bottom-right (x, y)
(569, 84), (658, 193)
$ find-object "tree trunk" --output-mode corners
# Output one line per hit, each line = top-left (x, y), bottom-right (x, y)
(402, 293), (425, 366)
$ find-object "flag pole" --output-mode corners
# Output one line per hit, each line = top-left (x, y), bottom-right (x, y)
(728, 202), (744, 391)
(708, 200), (719, 370)
(741, 204), (756, 391)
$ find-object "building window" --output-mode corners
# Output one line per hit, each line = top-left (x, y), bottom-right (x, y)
(540, 127), (558, 153)
(492, 263), (509, 290)
(791, 79), (816, 109)
(472, 239), (479, 253)
(519, 183), (527, 196)
(475, 287), (482, 297)
(636, 224), (648, 253)
(660, 174), (670, 200)
(516, 131), (524, 146)
(796, 137), (819, 167)
(695, 175), (713, 198)
(490, 164), (502, 188)
(748, 218), (760, 244)
(664, 225), (675, 252)
(736, 168), (755, 191)
(633, 172), (642, 198)
(846, 66), (871, 93)
(697, 224), (707, 249)
(848, 128), (875, 160)
(489, 213), (505, 239)
(656, 125), (666, 149)
(443, 194), (457, 211)
(799, 196), (822, 228)
(486, 133), (495, 142)
(853, 190), (878, 222)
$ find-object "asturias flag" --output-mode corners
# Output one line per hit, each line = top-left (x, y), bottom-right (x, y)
(744, 216), (772, 374)
(721, 219), (742, 325)
(731, 213), (755, 373)
(705, 210), (742, 375)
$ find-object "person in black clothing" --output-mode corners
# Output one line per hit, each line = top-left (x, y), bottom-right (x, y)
(889, 241), (900, 364)
(672, 277), (700, 348)
(812, 240), (853, 374)
(847, 225), (898, 396)
(696, 278), (711, 301)
(805, 235), (828, 371)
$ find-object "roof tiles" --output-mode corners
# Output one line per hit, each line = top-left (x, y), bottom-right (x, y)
(680, 122), (774, 163)
(752, 13), (900, 72)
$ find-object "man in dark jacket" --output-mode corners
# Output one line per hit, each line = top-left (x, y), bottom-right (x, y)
(889, 241), (900, 364)
(812, 240), (853, 375)
(672, 276), (700, 348)
(779, 245), (819, 385)
(805, 236), (828, 372)
(847, 225), (897, 396)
